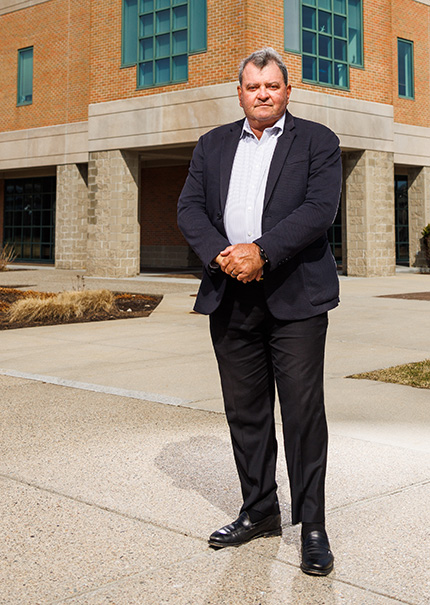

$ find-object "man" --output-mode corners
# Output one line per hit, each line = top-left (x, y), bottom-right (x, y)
(177, 48), (341, 576)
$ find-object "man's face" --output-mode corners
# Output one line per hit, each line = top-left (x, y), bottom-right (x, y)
(238, 61), (291, 131)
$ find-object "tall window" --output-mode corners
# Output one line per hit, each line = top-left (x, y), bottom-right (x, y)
(138, 0), (189, 87)
(285, 0), (363, 89)
(122, 0), (138, 66)
(17, 47), (33, 106)
(398, 39), (414, 99)
(121, 0), (207, 88)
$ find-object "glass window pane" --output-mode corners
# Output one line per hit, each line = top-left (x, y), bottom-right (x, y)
(140, 14), (154, 36)
(139, 61), (153, 86)
(173, 29), (187, 54)
(319, 58), (332, 83)
(303, 55), (316, 80)
(173, 5), (187, 29)
(140, 37), (153, 60)
(333, 0), (346, 13)
(172, 54), (187, 80)
(156, 0), (170, 8)
(155, 57), (170, 82)
(348, 0), (362, 65)
(156, 33), (170, 57)
(319, 34), (331, 58)
(334, 38), (346, 61)
(302, 6), (316, 30)
(318, 0), (331, 10)
(122, 0), (138, 65)
(18, 47), (33, 105)
(156, 9), (170, 33)
(335, 62), (347, 86)
(398, 39), (414, 98)
(334, 14), (346, 37)
(140, 0), (154, 12)
(318, 10), (331, 33)
(303, 30), (316, 54)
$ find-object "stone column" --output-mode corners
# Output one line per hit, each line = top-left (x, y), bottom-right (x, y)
(408, 166), (430, 268)
(55, 163), (89, 270)
(86, 150), (140, 277)
(344, 150), (396, 277)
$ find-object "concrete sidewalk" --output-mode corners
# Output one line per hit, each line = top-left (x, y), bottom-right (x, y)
(0, 268), (429, 604)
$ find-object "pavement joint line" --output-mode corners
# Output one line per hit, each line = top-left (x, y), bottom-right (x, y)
(0, 469), (424, 605)
(327, 477), (430, 515)
(252, 552), (414, 605)
(0, 471), (207, 546)
(0, 368), (192, 406)
(46, 551), (219, 605)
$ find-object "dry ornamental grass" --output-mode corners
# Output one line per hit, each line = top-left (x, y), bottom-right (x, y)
(0, 287), (162, 330)
(7, 289), (115, 324)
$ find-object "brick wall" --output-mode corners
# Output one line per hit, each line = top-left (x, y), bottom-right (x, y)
(0, 0), (90, 132)
(140, 165), (189, 247)
(1, 0), (429, 131)
(392, 0), (430, 127)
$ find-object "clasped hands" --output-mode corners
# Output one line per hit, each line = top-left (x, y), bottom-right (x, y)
(214, 243), (265, 283)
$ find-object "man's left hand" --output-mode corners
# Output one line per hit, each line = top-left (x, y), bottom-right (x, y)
(215, 243), (265, 283)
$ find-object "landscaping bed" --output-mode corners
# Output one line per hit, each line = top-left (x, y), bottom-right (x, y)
(0, 287), (162, 330)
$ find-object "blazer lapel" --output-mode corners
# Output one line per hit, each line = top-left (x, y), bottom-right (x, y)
(263, 112), (296, 209)
(219, 120), (243, 212)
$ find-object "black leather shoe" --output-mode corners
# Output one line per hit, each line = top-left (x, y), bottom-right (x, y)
(208, 511), (281, 548)
(301, 530), (334, 576)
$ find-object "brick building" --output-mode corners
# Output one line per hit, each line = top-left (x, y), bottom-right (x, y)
(1, 0), (429, 277)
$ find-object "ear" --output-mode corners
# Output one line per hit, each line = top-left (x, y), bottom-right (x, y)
(237, 85), (243, 108)
(286, 84), (292, 105)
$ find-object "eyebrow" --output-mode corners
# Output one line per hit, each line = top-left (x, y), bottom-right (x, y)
(245, 81), (281, 88)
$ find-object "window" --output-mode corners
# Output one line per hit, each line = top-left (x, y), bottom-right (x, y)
(398, 39), (414, 99)
(122, 0), (138, 66)
(138, 0), (189, 87)
(285, 1), (363, 89)
(121, 0), (206, 87)
(17, 47), (33, 105)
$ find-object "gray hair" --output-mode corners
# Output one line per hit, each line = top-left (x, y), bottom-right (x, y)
(238, 47), (289, 86)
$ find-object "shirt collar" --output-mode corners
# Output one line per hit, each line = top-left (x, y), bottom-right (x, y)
(241, 113), (286, 139)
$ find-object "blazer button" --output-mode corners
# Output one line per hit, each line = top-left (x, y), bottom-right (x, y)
(216, 213), (222, 220)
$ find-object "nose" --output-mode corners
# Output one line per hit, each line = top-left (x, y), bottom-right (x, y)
(257, 85), (269, 99)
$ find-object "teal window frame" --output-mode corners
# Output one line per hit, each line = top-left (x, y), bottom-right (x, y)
(17, 46), (33, 106)
(285, 1), (363, 90)
(122, 0), (139, 66)
(137, 0), (189, 89)
(122, 0), (207, 87)
(398, 38), (414, 99)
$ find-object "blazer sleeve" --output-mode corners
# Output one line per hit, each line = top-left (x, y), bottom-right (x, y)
(254, 125), (342, 269)
(177, 135), (230, 267)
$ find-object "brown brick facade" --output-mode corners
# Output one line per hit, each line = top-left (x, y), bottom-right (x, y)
(0, 0), (90, 133)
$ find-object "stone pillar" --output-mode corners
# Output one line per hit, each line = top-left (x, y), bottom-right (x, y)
(408, 166), (430, 268)
(55, 163), (89, 270)
(87, 150), (140, 277)
(344, 150), (396, 277)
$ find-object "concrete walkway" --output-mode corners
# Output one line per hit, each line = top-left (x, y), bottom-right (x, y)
(0, 268), (429, 604)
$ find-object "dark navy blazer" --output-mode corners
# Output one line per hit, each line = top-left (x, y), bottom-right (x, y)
(177, 111), (342, 320)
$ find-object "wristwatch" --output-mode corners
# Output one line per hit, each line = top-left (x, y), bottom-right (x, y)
(256, 244), (269, 266)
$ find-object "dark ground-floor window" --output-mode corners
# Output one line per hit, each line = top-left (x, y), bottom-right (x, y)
(394, 175), (409, 265)
(3, 176), (56, 262)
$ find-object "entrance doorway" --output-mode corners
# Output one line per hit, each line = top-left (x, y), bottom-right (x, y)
(394, 175), (409, 265)
(3, 176), (56, 262)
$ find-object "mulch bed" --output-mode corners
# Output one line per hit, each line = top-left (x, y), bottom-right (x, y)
(0, 287), (162, 331)
(378, 292), (430, 301)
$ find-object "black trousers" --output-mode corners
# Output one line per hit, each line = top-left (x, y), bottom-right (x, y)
(210, 279), (329, 525)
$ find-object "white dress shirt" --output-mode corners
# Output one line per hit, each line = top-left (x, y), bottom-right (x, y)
(224, 113), (285, 245)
